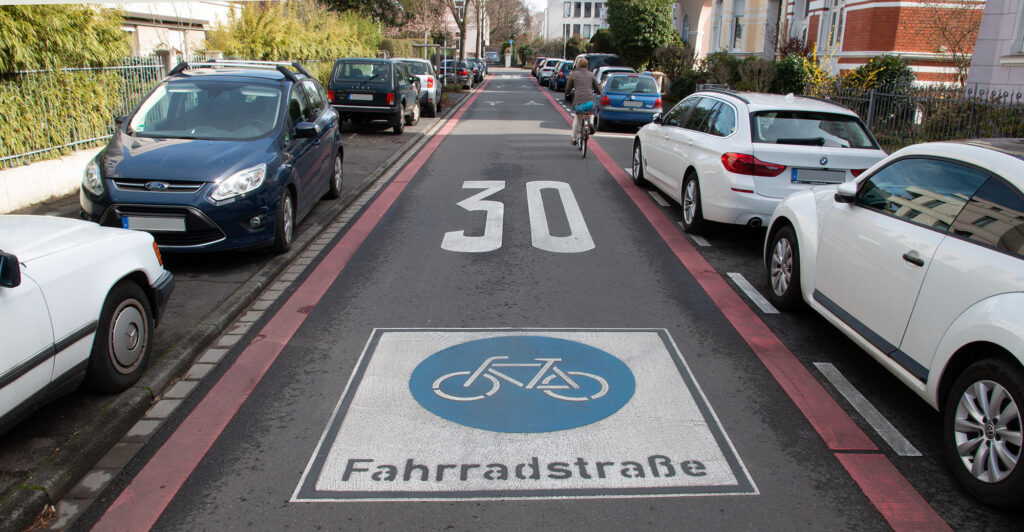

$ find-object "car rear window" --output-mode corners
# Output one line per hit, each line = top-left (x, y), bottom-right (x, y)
(401, 61), (431, 76)
(333, 61), (392, 85)
(129, 80), (282, 140)
(607, 77), (659, 94)
(752, 110), (876, 149)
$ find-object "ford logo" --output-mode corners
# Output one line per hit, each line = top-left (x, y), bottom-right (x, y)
(819, 157), (828, 166)
(409, 336), (636, 433)
(144, 181), (169, 191)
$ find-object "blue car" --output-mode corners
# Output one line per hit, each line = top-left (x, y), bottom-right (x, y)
(80, 60), (343, 254)
(593, 74), (663, 131)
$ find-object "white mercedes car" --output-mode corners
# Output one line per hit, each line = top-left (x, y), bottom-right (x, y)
(764, 139), (1024, 508)
(0, 215), (173, 434)
(632, 90), (887, 233)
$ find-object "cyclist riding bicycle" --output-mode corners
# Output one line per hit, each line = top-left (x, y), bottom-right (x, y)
(565, 57), (601, 146)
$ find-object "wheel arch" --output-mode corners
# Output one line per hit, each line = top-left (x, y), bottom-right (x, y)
(936, 342), (1021, 413)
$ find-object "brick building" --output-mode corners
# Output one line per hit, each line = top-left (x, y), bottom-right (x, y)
(782, 0), (985, 83)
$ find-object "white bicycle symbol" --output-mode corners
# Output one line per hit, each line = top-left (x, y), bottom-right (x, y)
(432, 356), (609, 402)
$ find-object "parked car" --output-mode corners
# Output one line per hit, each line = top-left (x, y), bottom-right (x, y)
(441, 59), (474, 89)
(763, 138), (1024, 508)
(593, 74), (662, 131)
(548, 60), (570, 90)
(0, 215), (174, 434)
(328, 58), (421, 134)
(467, 58), (484, 83)
(532, 57), (548, 77)
(632, 90), (886, 233)
(472, 57), (488, 78)
(538, 58), (561, 84)
(80, 60), (344, 254)
(595, 66), (636, 85)
(395, 58), (442, 117)
(574, 53), (622, 71)
(485, 51), (501, 65)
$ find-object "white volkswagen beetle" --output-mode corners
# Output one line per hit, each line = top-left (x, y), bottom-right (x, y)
(0, 215), (173, 434)
(764, 139), (1024, 508)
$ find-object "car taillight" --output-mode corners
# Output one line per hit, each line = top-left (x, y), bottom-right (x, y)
(428, 77), (434, 88)
(721, 153), (786, 177)
(851, 168), (866, 177)
(387, 92), (395, 105)
(601, 95), (610, 105)
(327, 90), (335, 103)
(654, 98), (662, 109)
(459, 70), (469, 75)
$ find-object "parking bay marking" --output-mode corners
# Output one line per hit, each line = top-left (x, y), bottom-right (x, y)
(676, 224), (712, 247)
(646, 190), (670, 207)
(814, 363), (922, 457)
(726, 273), (778, 315)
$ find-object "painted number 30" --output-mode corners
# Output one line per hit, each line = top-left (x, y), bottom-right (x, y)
(442, 181), (595, 254)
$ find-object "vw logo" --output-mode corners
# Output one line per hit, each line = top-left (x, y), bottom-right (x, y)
(819, 157), (829, 166)
(144, 181), (169, 191)
(409, 336), (636, 433)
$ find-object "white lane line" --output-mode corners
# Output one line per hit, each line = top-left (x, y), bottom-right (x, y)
(678, 224), (711, 247)
(813, 362), (922, 457)
(647, 190), (670, 207)
(623, 166), (632, 176)
(726, 272), (778, 314)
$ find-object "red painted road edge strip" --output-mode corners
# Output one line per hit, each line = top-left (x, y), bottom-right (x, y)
(532, 79), (949, 531)
(93, 77), (494, 531)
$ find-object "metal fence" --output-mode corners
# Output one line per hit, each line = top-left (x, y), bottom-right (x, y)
(0, 57), (165, 168)
(810, 84), (1024, 153)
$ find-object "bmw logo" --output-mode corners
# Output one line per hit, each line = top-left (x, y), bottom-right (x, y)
(819, 157), (829, 166)
(145, 181), (169, 191)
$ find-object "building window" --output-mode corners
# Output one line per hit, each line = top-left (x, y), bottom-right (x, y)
(822, 0), (845, 49)
(575, 2), (582, 17)
(682, 14), (691, 44)
(585, 2), (592, 18)
(573, 23), (581, 35)
(563, 23), (570, 38)
(564, 2), (571, 17)
(584, 24), (592, 38)
(595, 3), (602, 18)
(732, 0), (745, 49)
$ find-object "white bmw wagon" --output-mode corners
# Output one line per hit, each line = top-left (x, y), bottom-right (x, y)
(632, 90), (887, 233)
(764, 139), (1024, 508)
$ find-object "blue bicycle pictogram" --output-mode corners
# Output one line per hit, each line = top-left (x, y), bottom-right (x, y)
(432, 355), (610, 402)
(410, 336), (635, 433)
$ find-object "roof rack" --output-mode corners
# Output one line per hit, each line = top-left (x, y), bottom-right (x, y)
(698, 87), (750, 104)
(166, 60), (312, 82)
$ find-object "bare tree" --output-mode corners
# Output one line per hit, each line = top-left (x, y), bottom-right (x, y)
(486, 0), (529, 46)
(441, 0), (474, 60)
(922, 0), (983, 86)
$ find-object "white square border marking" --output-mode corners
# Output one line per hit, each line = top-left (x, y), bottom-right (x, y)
(292, 328), (757, 502)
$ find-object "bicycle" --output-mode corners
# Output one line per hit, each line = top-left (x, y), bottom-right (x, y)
(431, 355), (610, 402)
(576, 110), (592, 158)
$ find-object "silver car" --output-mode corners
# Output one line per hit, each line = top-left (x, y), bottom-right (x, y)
(396, 58), (442, 117)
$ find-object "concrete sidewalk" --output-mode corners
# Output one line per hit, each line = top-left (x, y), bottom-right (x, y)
(0, 85), (480, 532)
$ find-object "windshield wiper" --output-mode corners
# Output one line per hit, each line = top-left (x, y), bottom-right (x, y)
(358, 73), (382, 87)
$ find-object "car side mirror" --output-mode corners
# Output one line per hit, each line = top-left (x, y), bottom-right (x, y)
(651, 113), (663, 124)
(294, 122), (319, 139)
(0, 251), (21, 288)
(114, 115), (127, 127)
(835, 181), (858, 204)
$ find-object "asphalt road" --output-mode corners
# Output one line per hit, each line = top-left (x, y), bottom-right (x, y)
(12, 69), (1021, 530)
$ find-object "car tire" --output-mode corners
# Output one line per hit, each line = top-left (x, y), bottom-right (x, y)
(393, 108), (405, 135)
(631, 141), (649, 187)
(943, 357), (1024, 509)
(84, 281), (153, 392)
(405, 101), (420, 126)
(325, 152), (343, 199)
(766, 225), (803, 310)
(594, 111), (605, 132)
(270, 189), (294, 254)
(436, 97), (442, 115)
(681, 171), (707, 234)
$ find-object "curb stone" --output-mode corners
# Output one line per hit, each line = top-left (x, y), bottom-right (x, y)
(0, 86), (478, 532)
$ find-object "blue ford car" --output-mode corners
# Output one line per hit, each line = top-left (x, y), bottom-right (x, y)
(592, 74), (663, 131)
(80, 60), (343, 254)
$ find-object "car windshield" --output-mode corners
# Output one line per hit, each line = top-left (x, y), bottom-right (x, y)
(607, 77), (659, 94)
(401, 62), (431, 76)
(752, 111), (876, 149)
(333, 61), (392, 85)
(128, 80), (282, 140)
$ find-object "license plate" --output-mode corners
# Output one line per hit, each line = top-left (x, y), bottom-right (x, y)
(623, 101), (644, 108)
(792, 168), (845, 184)
(349, 93), (373, 101)
(123, 215), (186, 232)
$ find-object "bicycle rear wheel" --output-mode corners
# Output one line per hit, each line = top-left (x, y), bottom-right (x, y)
(581, 133), (588, 158)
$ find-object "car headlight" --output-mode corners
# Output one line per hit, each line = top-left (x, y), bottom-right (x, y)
(83, 158), (104, 196)
(210, 164), (266, 202)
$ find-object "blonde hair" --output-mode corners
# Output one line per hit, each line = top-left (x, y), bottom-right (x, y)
(577, 58), (588, 69)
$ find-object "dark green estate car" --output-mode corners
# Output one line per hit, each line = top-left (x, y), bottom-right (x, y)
(327, 58), (421, 134)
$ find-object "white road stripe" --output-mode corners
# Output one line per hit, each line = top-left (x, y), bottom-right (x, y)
(678, 225), (711, 247)
(647, 190), (670, 207)
(813, 362), (922, 457)
(623, 167), (633, 176)
(726, 272), (778, 314)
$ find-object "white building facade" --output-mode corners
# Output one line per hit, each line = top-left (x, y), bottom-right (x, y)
(544, 0), (609, 41)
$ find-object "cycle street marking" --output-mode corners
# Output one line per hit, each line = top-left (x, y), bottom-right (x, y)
(292, 329), (756, 501)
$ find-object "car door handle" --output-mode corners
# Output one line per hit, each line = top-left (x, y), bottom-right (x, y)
(902, 252), (925, 267)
